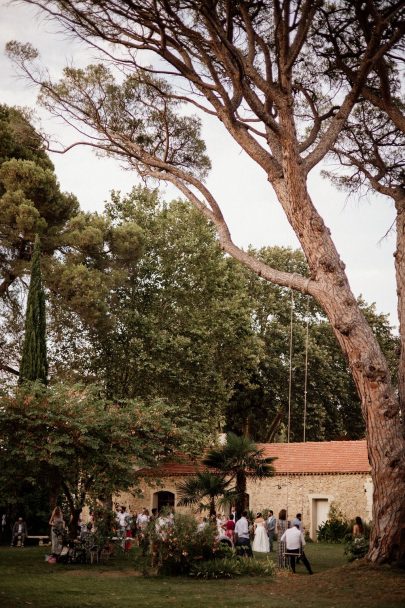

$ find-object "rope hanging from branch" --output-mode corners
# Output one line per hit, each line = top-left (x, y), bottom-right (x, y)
(286, 290), (310, 519)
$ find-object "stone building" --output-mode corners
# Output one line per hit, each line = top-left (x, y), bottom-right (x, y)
(119, 439), (371, 540)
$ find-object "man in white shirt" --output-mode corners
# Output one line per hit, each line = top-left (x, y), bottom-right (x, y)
(234, 510), (253, 557)
(280, 523), (313, 574)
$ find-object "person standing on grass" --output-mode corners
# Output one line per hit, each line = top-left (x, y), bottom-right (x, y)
(49, 507), (65, 554)
(252, 512), (270, 553)
(277, 509), (289, 568)
(224, 513), (236, 543)
(267, 510), (276, 552)
(280, 522), (313, 575)
(352, 516), (364, 537)
(234, 510), (253, 557)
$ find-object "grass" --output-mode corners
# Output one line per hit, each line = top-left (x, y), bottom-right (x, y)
(0, 543), (404, 608)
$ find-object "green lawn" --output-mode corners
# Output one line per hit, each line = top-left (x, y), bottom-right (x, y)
(0, 543), (404, 608)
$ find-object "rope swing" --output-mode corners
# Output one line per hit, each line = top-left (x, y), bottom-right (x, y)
(285, 289), (311, 519)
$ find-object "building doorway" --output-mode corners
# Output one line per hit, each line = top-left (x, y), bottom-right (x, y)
(311, 498), (330, 540)
(153, 491), (175, 513)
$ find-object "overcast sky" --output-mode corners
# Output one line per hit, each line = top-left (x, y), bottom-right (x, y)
(0, 1), (399, 327)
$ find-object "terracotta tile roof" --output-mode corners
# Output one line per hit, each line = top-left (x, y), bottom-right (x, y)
(139, 440), (370, 477)
(257, 440), (370, 475)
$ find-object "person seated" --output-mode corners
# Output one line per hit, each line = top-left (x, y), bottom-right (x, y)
(11, 517), (28, 547)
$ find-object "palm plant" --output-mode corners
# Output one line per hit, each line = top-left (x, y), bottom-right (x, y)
(203, 433), (276, 517)
(176, 471), (231, 516)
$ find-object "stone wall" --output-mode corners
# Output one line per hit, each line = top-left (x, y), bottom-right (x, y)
(117, 472), (373, 540)
(246, 473), (372, 539)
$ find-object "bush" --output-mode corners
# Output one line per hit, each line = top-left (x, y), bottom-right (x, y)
(344, 520), (371, 561)
(149, 512), (218, 575)
(190, 557), (241, 579)
(317, 502), (350, 543)
(190, 556), (276, 579)
(344, 536), (369, 561)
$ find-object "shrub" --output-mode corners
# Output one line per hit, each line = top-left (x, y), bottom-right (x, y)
(344, 536), (369, 561)
(317, 502), (350, 543)
(344, 520), (371, 561)
(190, 556), (276, 579)
(237, 556), (276, 577)
(190, 557), (241, 579)
(149, 512), (218, 575)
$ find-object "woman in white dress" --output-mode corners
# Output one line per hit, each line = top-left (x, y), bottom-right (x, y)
(252, 512), (270, 553)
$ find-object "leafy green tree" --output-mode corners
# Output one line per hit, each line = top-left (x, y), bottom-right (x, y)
(0, 382), (209, 536)
(48, 187), (261, 427)
(203, 433), (275, 518)
(0, 104), (79, 298)
(0, 105), (144, 379)
(227, 247), (399, 442)
(0, 104), (51, 169)
(19, 235), (48, 384)
(177, 471), (232, 517)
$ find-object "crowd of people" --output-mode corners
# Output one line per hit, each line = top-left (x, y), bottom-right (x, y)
(182, 507), (312, 572)
(2, 506), (366, 574)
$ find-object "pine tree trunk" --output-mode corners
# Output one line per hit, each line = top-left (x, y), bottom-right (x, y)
(271, 131), (405, 563)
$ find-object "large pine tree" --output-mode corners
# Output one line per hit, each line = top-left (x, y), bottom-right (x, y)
(19, 234), (48, 384)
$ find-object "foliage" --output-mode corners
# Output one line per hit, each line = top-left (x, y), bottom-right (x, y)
(189, 556), (240, 579)
(0, 104), (51, 170)
(227, 247), (399, 442)
(19, 234), (48, 384)
(0, 105), (144, 381)
(0, 104), (79, 289)
(344, 536), (370, 562)
(87, 505), (117, 551)
(189, 554), (276, 579)
(202, 433), (275, 516)
(176, 472), (232, 516)
(317, 503), (350, 544)
(148, 512), (218, 575)
(48, 188), (260, 428)
(0, 382), (210, 533)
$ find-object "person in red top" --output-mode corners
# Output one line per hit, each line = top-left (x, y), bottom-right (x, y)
(224, 513), (236, 543)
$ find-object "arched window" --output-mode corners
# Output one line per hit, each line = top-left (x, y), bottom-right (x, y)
(153, 491), (175, 512)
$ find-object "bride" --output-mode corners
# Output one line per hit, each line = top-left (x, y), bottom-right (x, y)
(252, 512), (270, 553)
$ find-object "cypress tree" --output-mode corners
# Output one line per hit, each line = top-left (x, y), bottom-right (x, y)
(19, 234), (48, 384)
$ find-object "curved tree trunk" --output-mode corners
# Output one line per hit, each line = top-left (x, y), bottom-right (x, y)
(270, 122), (405, 564)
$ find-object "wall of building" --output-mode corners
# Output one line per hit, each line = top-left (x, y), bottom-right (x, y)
(117, 472), (373, 540)
(246, 473), (373, 539)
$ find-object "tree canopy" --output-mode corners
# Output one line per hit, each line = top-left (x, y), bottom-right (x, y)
(0, 381), (209, 532)
(227, 246), (399, 442)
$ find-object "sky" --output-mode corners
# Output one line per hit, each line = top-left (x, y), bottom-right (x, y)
(0, 1), (399, 327)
